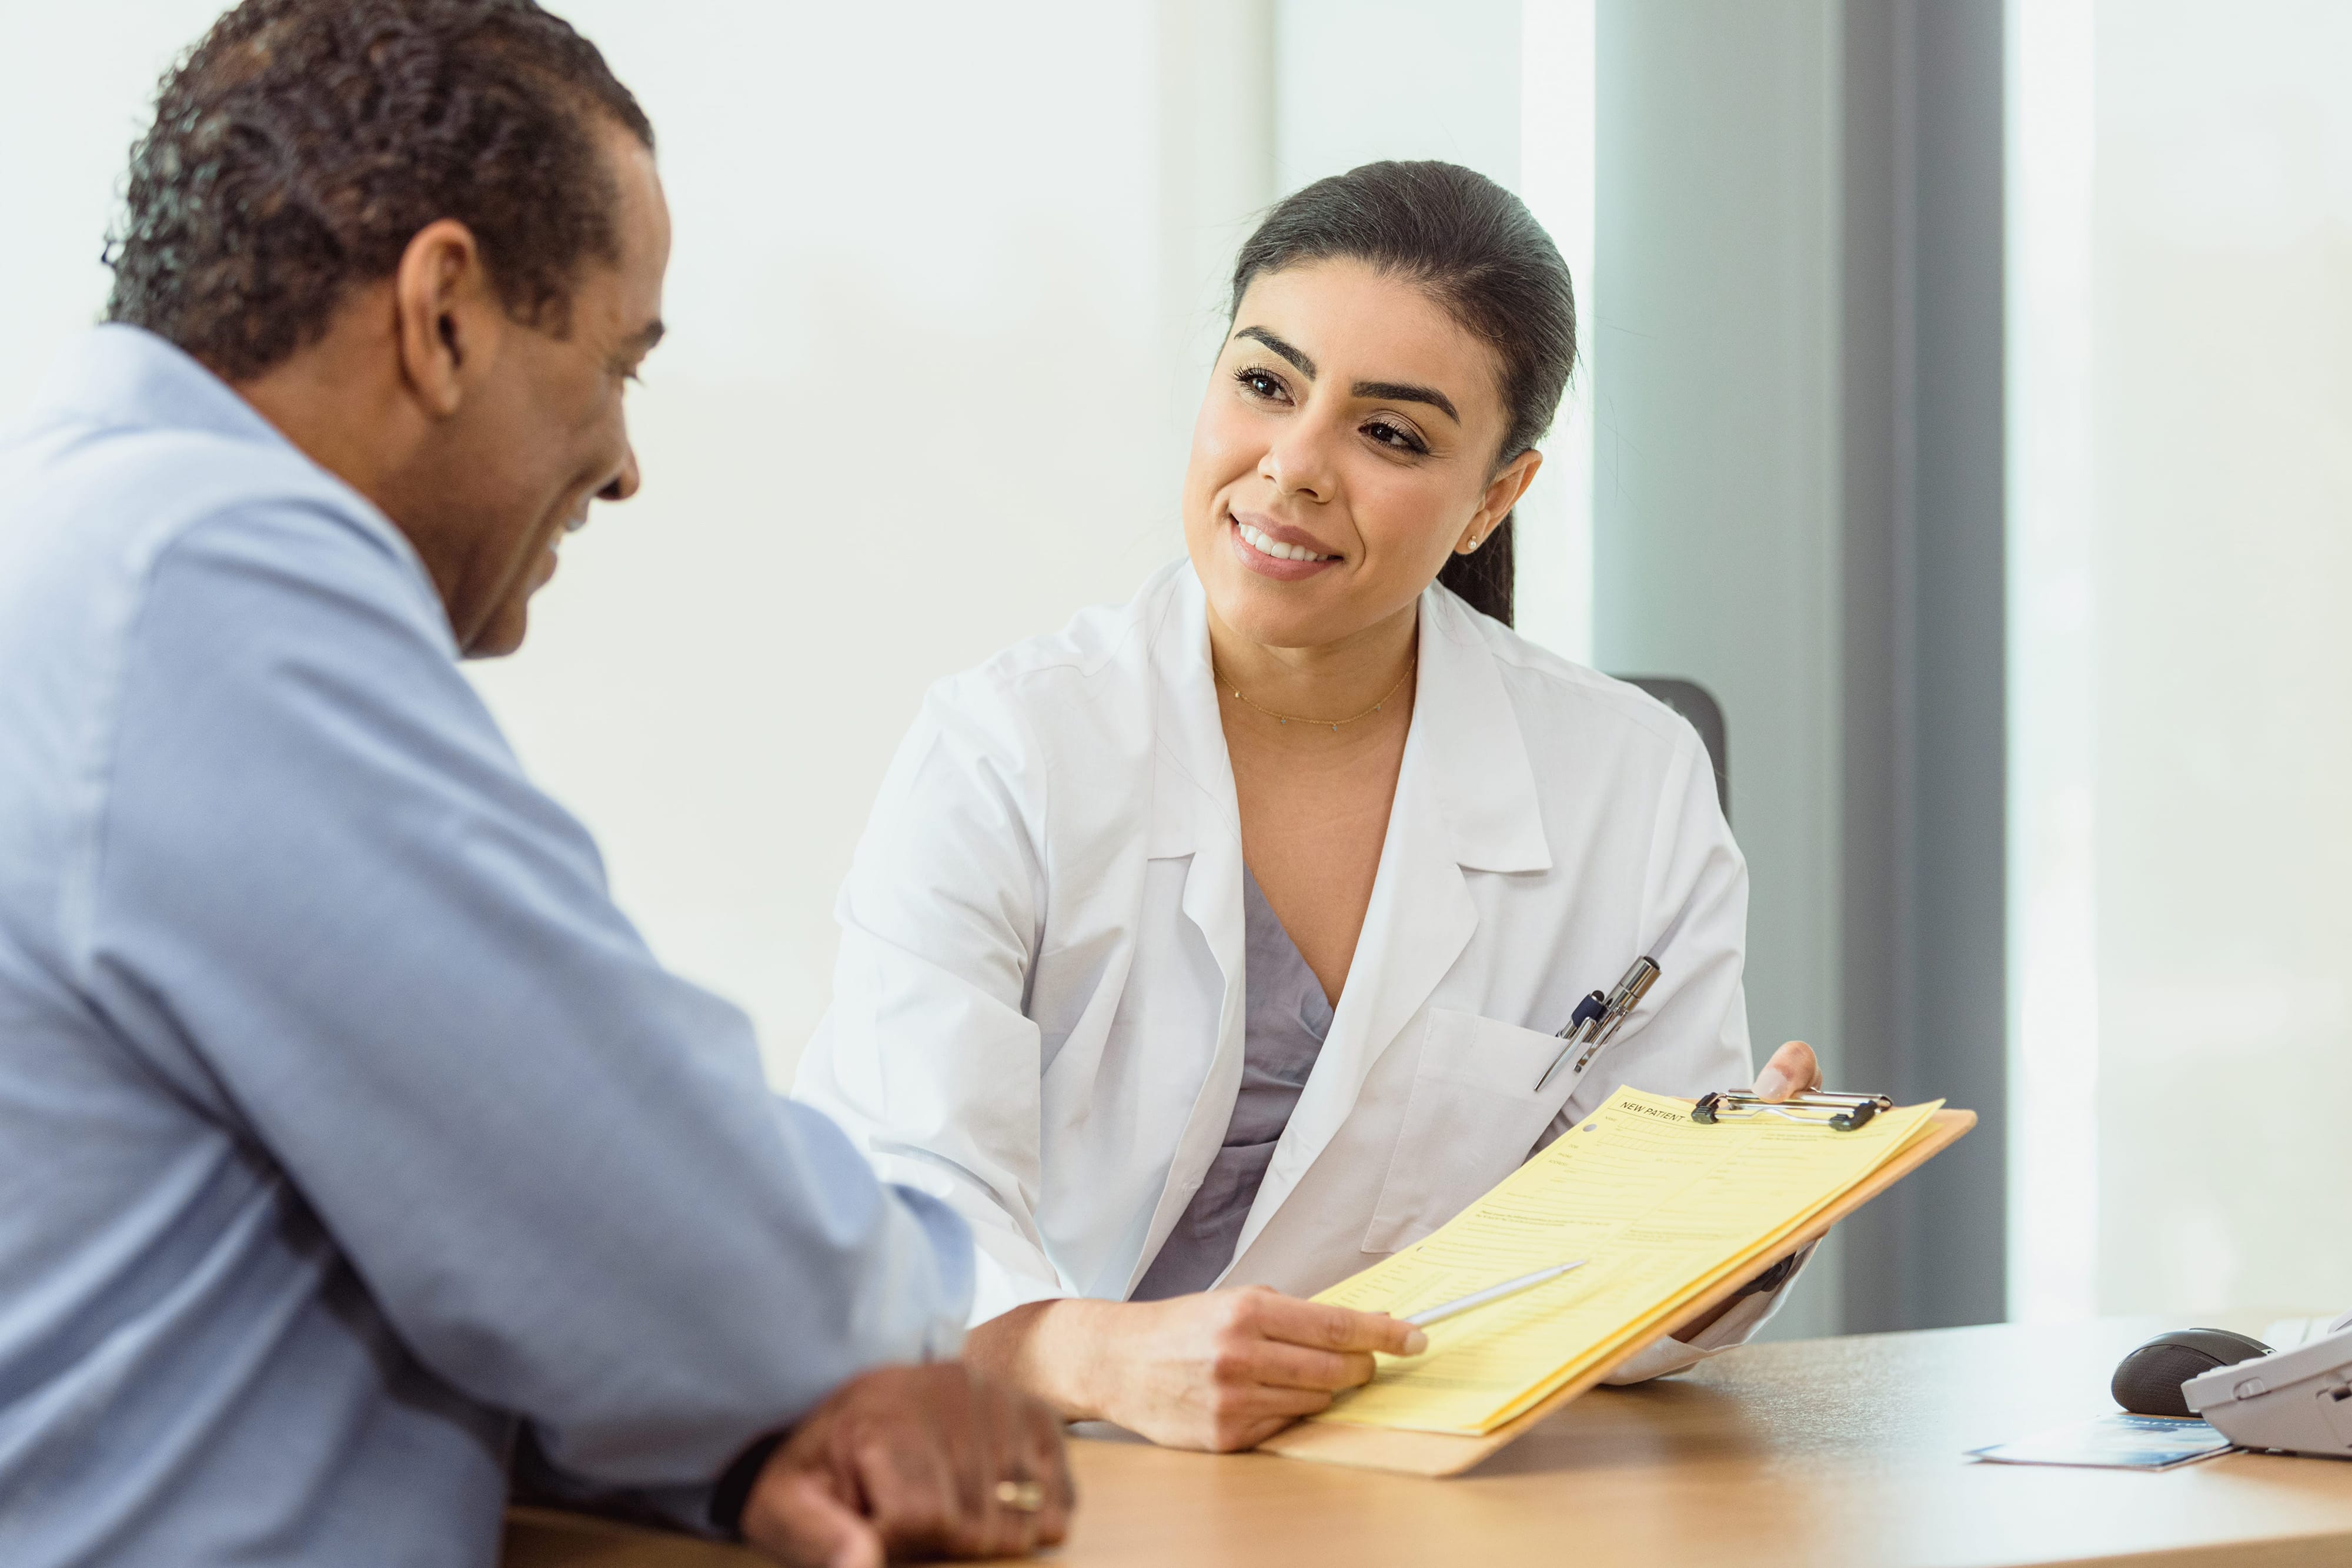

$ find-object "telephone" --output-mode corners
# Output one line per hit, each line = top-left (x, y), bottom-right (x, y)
(2185, 1309), (2352, 1460)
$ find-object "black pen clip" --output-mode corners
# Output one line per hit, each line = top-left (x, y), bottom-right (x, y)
(1535, 959), (1660, 1095)
(1555, 990), (1606, 1042)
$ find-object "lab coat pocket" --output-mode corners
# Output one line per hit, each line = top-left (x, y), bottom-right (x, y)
(1360, 1009), (1569, 1255)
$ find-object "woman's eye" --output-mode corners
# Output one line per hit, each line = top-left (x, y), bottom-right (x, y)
(1365, 421), (1428, 454)
(1234, 367), (1287, 401)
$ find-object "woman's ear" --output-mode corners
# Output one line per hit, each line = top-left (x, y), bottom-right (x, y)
(1455, 449), (1544, 553)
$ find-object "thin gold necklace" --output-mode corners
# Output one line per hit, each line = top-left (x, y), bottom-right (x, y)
(1213, 656), (1415, 732)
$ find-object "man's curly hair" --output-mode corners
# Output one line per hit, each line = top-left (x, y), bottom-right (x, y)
(104, 0), (653, 380)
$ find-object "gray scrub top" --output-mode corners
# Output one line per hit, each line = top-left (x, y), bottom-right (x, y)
(1132, 867), (1333, 1300)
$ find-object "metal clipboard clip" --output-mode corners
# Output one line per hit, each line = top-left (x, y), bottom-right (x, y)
(1690, 1088), (1893, 1131)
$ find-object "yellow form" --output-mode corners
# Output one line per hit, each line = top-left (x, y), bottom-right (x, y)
(1311, 1088), (1942, 1434)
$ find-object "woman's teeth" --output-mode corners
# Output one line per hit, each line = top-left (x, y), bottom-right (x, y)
(1238, 521), (1329, 563)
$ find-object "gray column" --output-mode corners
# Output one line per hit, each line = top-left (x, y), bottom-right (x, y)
(1595, 0), (2007, 1336)
(1837, 0), (2007, 1334)
(1594, 0), (1847, 1338)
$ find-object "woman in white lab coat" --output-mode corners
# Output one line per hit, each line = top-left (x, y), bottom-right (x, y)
(797, 161), (1820, 1451)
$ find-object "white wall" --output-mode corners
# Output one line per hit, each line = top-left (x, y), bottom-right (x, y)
(1275, 0), (1523, 190)
(4, 2), (1600, 1084)
(1275, 0), (1597, 663)
(467, 1), (1260, 1078)
(0, 2), (1275, 1082)
(2011, 0), (2352, 1319)
(2006, 0), (2102, 1325)
(0, 0), (228, 403)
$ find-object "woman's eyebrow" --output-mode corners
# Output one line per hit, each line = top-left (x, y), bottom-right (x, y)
(1238, 325), (1459, 424)
(1352, 380), (1460, 424)
(1237, 326), (1316, 377)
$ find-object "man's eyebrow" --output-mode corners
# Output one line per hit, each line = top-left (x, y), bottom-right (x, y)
(1352, 379), (1460, 424)
(1237, 326), (1315, 378)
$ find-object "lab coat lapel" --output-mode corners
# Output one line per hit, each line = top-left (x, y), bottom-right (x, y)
(1123, 573), (1250, 1295)
(1224, 587), (1552, 1266)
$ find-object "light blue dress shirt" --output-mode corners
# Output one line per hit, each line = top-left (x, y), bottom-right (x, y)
(0, 327), (973, 1567)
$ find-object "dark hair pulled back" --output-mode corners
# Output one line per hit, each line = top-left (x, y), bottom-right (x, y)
(1228, 161), (1578, 627)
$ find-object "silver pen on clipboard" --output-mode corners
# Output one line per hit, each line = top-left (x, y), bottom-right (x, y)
(1534, 955), (1660, 1093)
(1404, 1261), (1587, 1328)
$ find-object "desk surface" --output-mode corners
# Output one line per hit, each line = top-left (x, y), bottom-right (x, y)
(505, 1315), (2352, 1568)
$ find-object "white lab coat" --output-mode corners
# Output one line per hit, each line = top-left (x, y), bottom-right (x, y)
(798, 562), (1796, 1380)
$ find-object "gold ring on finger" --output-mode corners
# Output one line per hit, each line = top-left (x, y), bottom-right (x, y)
(994, 1479), (1046, 1513)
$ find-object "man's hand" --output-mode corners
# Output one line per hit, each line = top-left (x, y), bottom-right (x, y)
(1752, 1039), (1822, 1101)
(739, 1363), (1072, 1568)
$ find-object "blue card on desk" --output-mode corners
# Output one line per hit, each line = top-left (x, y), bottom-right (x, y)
(1968, 1413), (2232, 1470)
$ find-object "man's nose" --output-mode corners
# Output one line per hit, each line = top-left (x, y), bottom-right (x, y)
(599, 440), (642, 503)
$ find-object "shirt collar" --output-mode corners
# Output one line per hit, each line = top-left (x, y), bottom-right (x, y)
(34, 325), (449, 643)
(1145, 563), (1552, 875)
(1415, 584), (1552, 874)
(34, 324), (299, 452)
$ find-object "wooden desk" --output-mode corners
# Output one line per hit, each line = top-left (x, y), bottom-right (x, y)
(505, 1316), (2352, 1567)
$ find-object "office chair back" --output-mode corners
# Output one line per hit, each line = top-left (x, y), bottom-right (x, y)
(1617, 677), (1730, 825)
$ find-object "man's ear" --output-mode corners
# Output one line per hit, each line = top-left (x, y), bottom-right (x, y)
(1455, 448), (1544, 553)
(392, 219), (503, 419)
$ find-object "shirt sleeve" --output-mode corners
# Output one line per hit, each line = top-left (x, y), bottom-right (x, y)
(1599, 1244), (1816, 1384)
(72, 504), (973, 1494)
(793, 671), (1067, 1326)
(1534, 706), (1752, 1144)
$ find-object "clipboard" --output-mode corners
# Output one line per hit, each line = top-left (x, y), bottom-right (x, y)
(1255, 1104), (1976, 1477)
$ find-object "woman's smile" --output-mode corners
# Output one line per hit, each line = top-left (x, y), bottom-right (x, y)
(1227, 509), (1340, 581)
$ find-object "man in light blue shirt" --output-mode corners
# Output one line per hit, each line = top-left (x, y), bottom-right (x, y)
(0, 2), (1069, 1564)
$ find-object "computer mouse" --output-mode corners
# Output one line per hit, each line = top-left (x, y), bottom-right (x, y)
(2112, 1328), (2272, 1419)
